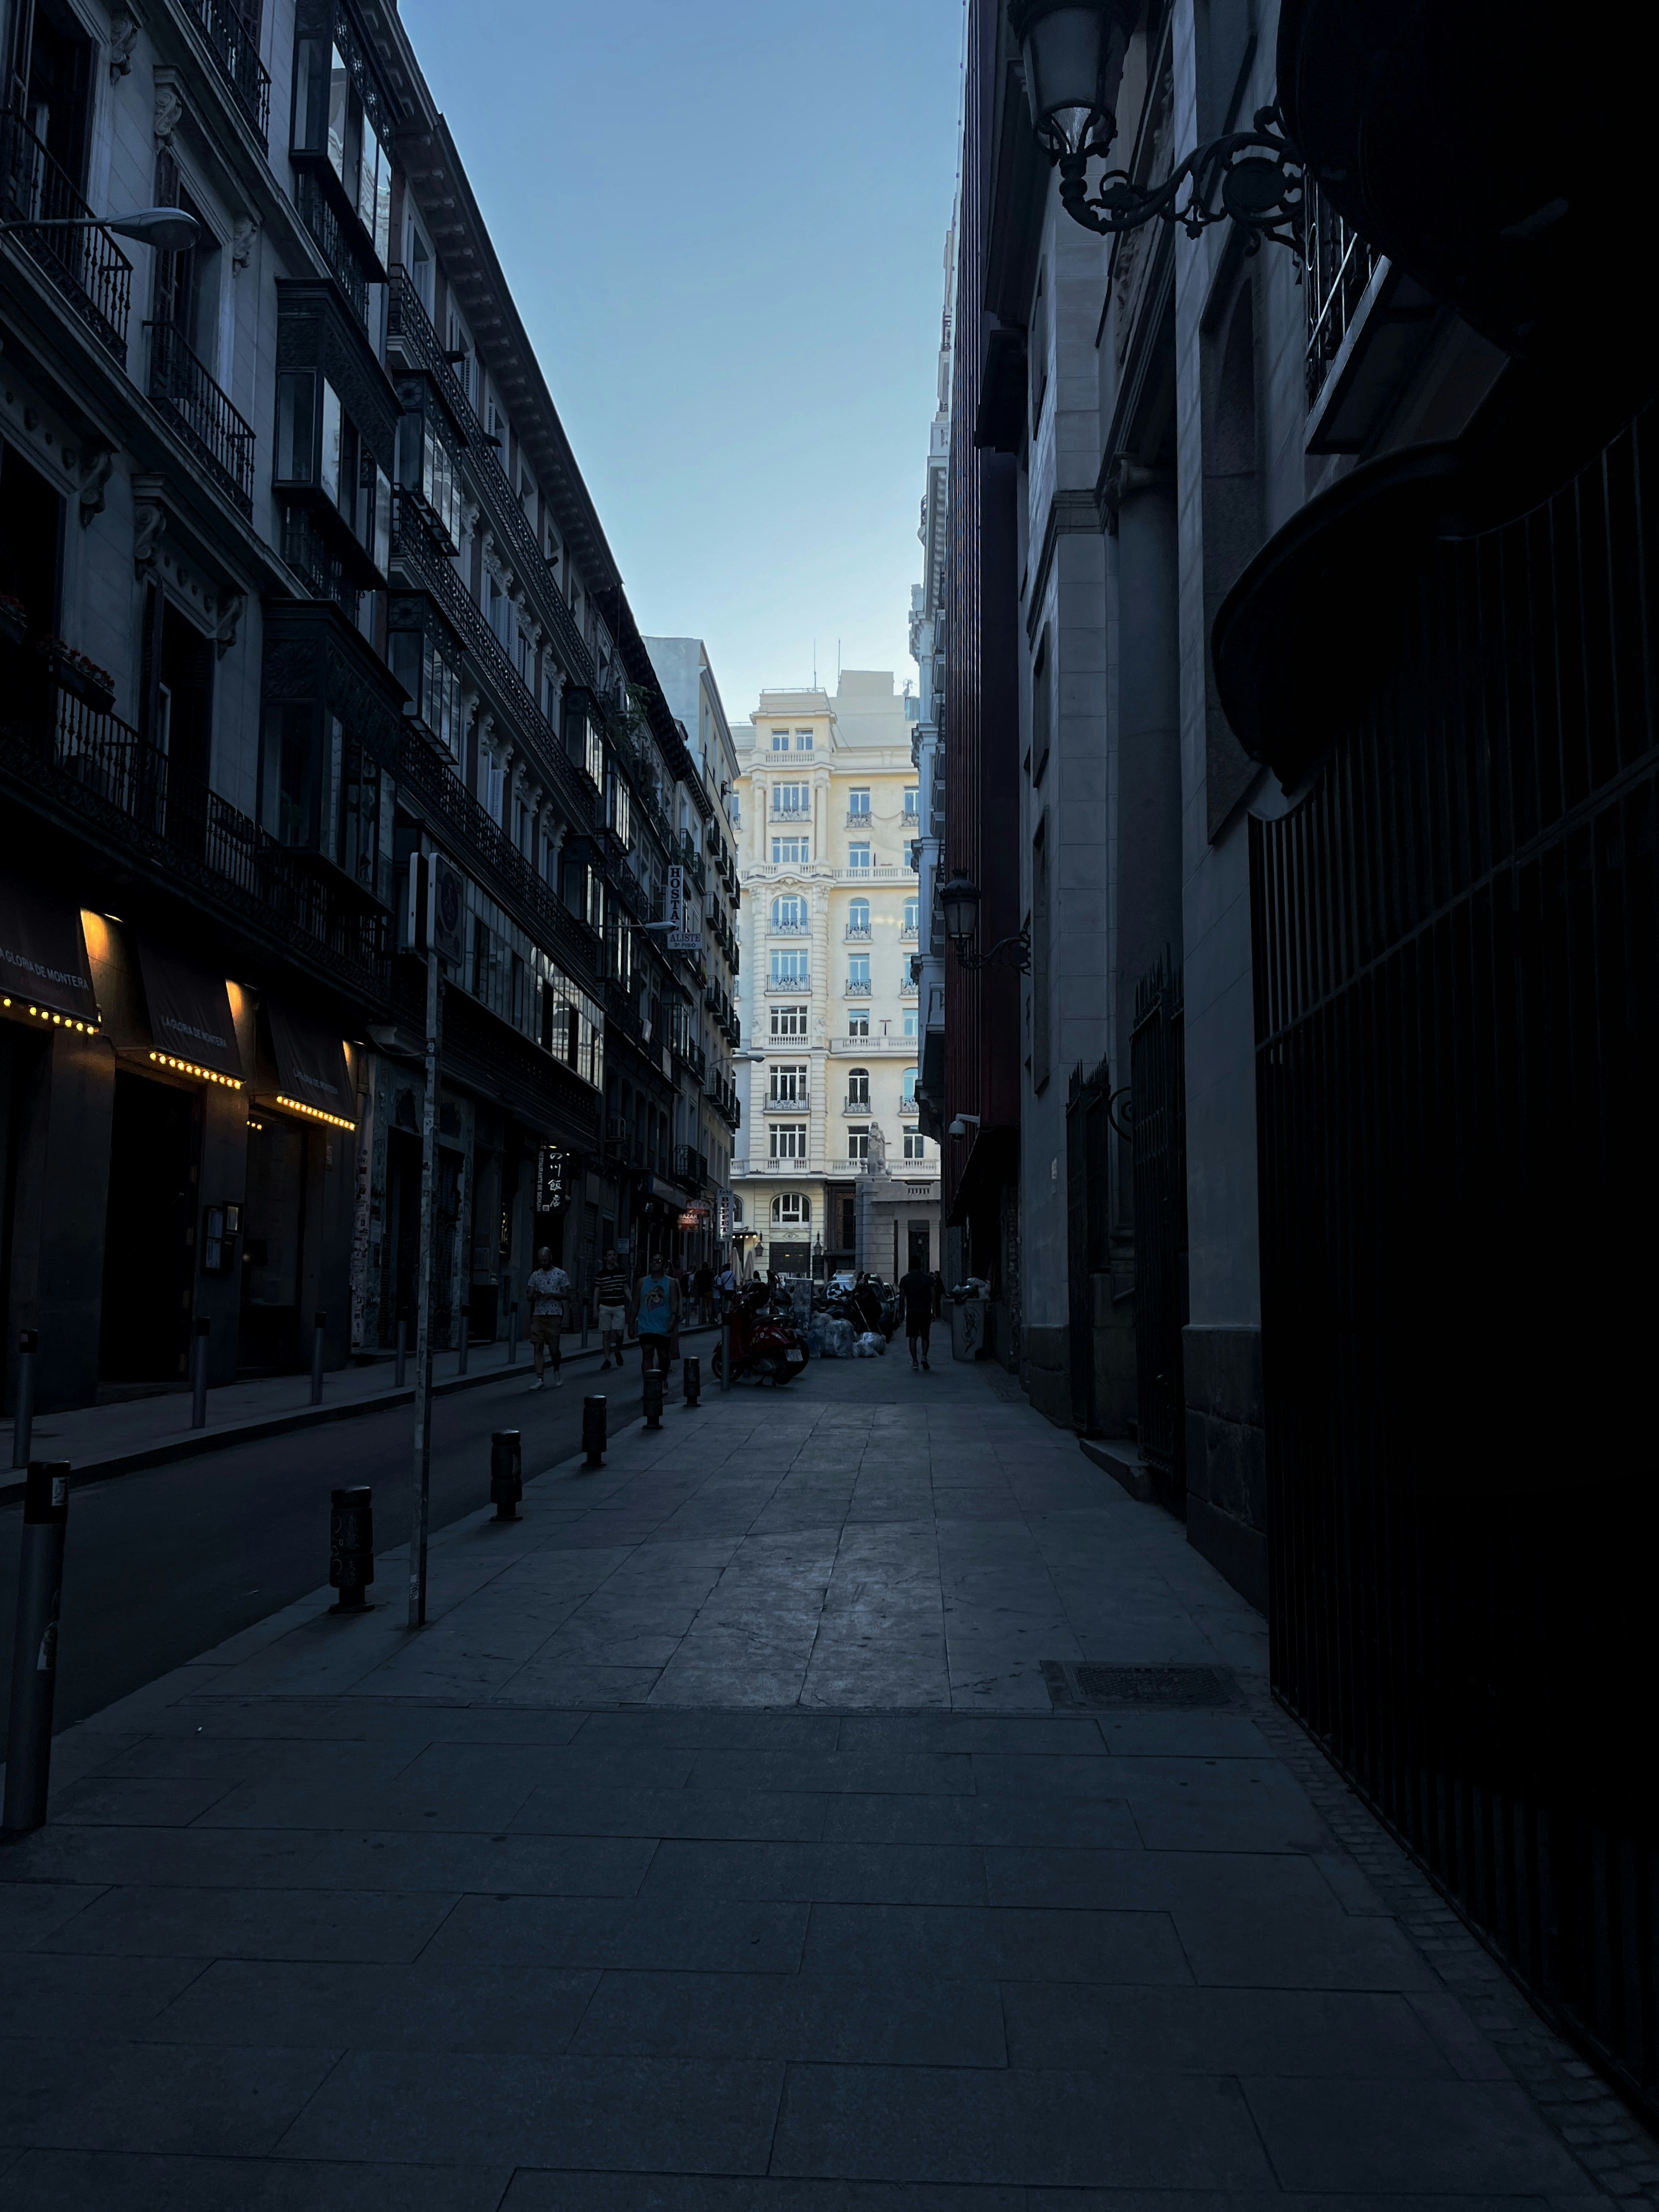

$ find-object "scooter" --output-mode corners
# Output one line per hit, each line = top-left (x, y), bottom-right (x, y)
(711, 1285), (809, 1385)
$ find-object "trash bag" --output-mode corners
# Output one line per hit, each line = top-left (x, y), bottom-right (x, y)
(855, 1331), (885, 1358)
(825, 1318), (856, 1360)
(806, 1314), (832, 1358)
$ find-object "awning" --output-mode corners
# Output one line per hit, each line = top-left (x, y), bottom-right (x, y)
(0, 875), (97, 1029)
(945, 1123), (1020, 1228)
(261, 1000), (356, 1129)
(136, 937), (242, 1084)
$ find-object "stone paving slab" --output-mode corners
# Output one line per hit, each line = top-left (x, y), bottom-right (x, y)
(0, 1353), (1652, 2206)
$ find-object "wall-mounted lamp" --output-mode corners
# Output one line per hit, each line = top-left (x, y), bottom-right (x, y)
(1009, 0), (1303, 254)
(940, 873), (1031, 972)
(0, 204), (201, 251)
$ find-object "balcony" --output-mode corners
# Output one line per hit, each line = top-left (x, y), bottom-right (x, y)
(189, 0), (272, 140)
(844, 924), (872, 941)
(764, 1094), (809, 1114)
(2, 665), (384, 996)
(0, 108), (131, 358)
(293, 169), (369, 324)
(900, 923), (919, 940)
(769, 921), (810, 937)
(830, 1034), (915, 1055)
(765, 977), (810, 995)
(844, 975), (872, 995)
(283, 505), (361, 624)
(673, 1143), (708, 1191)
(1305, 176), (1384, 409)
(147, 319), (255, 512)
(899, 976), (918, 996)
(842, 1095), (872, 1114)
(384, 264), (473, 443)
(833, 864), (909, 883)
(845, 810), (873, 828)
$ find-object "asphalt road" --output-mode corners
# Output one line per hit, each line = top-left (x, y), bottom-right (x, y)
(0, 1349), (691, 1758)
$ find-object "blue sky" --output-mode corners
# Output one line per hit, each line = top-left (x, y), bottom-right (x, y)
(399, 0), (964, 729)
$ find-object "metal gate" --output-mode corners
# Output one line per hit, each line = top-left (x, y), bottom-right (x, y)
(1250, 408), (1658, 2120)
(1131, 959), (1186, 1506)
(1066, 1057), (1111, 1431)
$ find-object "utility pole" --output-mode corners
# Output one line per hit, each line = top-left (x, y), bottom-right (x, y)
(407, 854), (452, 1630)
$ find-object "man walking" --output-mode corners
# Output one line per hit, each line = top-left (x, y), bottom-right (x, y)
(898, 1256), (934, 1373)
(692, 1261), (714, 1325)
(630, 1249), (680, 1378)
(593, 1247), (630, 1371)
(525, 1246), (569, 1390)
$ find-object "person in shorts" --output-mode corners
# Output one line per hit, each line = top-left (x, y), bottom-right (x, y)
(898, 1260), (934, 1372)
(630, 1251), (680, 1378)
(593, 1248), (630, 1370)
(526, 1247), (569, 1389)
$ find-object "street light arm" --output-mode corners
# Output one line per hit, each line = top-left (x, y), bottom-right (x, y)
(1057, 105), (1305, 256)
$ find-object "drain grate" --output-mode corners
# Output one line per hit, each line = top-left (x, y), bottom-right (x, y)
(1041, 1660), (1242, 1711)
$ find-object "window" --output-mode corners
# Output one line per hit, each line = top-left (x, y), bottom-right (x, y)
(732, 1197), (745, 1224)
(846, 1068), (870, 1107)
(848, 788), (871, 817)
(770, 1003), (809, 1040)
(770, 948), (809, 988)
(772, 835), (810, 865)
(903, 896), (919, 934)
(795, 729), (814, 752)
(903, 1127), (926, 1161)
(584, 721), (604, 789)
(846, 1008), (869, 1038)
(772, 1192), (809, 1224)
(903, 785), (919, 819)
(772, 781), (810, 815)
(771, 894), (807, 932)
(394, 398), (462, 550)
(388, 610), (463, 758)
(847, 953), (870, 991)
(902, 1067), (918, 1104)
(847, 898), (870, 936)
(1032, 623), (1051, 783)
(769, 1124), (808, 1161)
(607, 774), (631, 849)
(848, 844), (872, 873)
(275, 369), (391, 572)
(292, 34), (393, 266)
(903, 1007), (919, 1038)
(847, 1128), (870, 1163)
(771, 729), (791, 753)
(769, 1063), (807, 1105)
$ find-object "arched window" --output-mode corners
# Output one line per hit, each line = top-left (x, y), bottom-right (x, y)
(846, 1067), (871, 1108)
(771, 894), (807, 931)
(847, 897), (870, 936)
(771, 1193), (809, 1226)
(903, 896), (919, 934)
(902, 1066), (918, 1105)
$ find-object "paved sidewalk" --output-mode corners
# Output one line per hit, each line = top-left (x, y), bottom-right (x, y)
(5, 1326), (718, 1496)
(0, 1352), (1651, 2206)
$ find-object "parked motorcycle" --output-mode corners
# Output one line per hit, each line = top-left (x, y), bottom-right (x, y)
(711, 1285), (810, 1385)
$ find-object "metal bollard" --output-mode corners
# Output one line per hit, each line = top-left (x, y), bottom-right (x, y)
(582, 1394), (607, 1468)
(458, 1304), (469, 1377)
(309, 1311), (327, 1406)
(328, 1485), (374, 1612)
(394, 1312), (407, 1389)
(489, 1429), (523, 1521)
(642, 1366), (664, 1429)
(506, 1300), (519, 1366)
(190, 1317), (210, 1430)
(683, 1355), (702, 1408)
(12, 1329), (37, 1469)
(3, 1462), (70, 1835)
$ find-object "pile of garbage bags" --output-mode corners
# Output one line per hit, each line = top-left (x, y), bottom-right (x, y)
(853, 1331), (886, 1358)
(805, 1313), (858, 1360)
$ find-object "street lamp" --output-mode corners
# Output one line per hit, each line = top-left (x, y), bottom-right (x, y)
(940, 872), (1030, 973)
(0, 205), (202, 252)
(1009, 0), (1303, 254)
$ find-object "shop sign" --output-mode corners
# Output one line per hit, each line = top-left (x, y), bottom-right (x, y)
(717, 1193), (732, 1236)
(535, 1145), (570, 1211)
(678, 1201), (710, 1230)
(665, 864), (702, 952)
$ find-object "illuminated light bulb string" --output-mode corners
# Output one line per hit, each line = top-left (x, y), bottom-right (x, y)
(2, 998), (99, 1036)
(147, 1051), (242, 1087)
(274, 1094), (357, 1131)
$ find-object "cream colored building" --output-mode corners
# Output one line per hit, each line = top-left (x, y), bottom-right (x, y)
(733, 672), (940, 1281)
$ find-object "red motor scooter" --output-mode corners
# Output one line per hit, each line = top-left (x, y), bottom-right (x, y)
(711, 1285), (809, 1385)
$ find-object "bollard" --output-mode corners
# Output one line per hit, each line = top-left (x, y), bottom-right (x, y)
(719, 1315), (730, 1394)
(190, 1317), (210, 1430)
(394, 1312), (407, 1389)
(642, 1366), (664, 1429)
(581, 1394), (607, 1468)
(506, 1300), (519, 1367)
(683, 1355), (702, 1408)
(3, 1461), (70, 1835)
(12, 1329), (37, 1469)
(458, 1304), (469, 1377)
(489, 1429), (523, 1521)
(309, 1312), (327, 1406)
(328, 1485), (374, 1612)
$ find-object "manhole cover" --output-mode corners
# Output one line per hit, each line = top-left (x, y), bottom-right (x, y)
(1041, 1660), (1241, 1710)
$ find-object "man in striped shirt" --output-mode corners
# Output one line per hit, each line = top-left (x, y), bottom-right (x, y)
(592, 1248), (630, 1370)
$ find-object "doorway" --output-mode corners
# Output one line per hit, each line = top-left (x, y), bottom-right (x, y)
(239, 1113), (306, 1373)
(384, 1125), (420, 1347)
(98, 1071), (197, 1386)
(907, 1222), (931, 1274)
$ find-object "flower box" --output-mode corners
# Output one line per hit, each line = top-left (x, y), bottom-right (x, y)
(37, 638), (116, 713)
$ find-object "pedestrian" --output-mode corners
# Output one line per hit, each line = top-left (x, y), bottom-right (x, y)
(593, 1247), (630, 1371)
(898, 1256), (934, 1373)
(715, 1259), (738, 1318)
(525, 1245), (569, 1390)
(630, 1249), (680, 1379)
(693, 1261), (714, 1325)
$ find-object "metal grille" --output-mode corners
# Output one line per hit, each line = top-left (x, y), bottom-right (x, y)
(0, 108), (132, 358)
(1250, 408), (1658, 2121)
(190, 0), (273, 139)
(147, 319), (256, 512)
(1304, 175), (1382, 407)
(1131, 955), (1187, 1504)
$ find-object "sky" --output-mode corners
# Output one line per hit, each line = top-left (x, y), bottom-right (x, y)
(398, 0), (965, 730)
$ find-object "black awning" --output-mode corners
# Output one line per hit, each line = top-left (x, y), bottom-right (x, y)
(136, 937), (242, 1079)
(945, 1122), (1019, 1228)
(0, 873), (97, 1026)
(263, 1000), (356, 1128)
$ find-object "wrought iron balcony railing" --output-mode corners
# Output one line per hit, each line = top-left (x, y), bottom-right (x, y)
(0, 108), (131, 358)
(189, 0), (271, 139)
(294, 168), (369, 324)
(283, 504), (360, 624)
(1304, 176), (1382, 408)
(147, 318), (255, 512)
(844, 925), (872, 941)
(1, 666), (384, 994)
